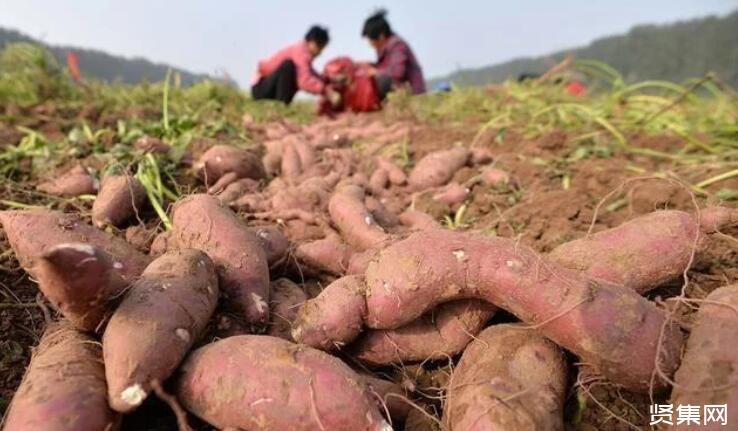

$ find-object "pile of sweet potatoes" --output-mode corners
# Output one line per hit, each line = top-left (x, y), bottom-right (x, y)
(3, 114), (738, 431)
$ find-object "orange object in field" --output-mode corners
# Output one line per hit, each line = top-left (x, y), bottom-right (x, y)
(66, 51), (82, 82)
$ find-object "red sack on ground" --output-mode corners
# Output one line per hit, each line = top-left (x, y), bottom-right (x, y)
(320, 57), (380, 115)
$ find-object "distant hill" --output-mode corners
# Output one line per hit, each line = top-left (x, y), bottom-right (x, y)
(0, 27), (208, 85)
(434, 10), (738, 88)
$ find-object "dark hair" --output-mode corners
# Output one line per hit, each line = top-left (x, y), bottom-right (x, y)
(305, 25), (330, 48)
(362, 9), (392, 40)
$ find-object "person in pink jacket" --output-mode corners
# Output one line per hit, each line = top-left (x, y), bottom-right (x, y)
(252, 26), (338, 105)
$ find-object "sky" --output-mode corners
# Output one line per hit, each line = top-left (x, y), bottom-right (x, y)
(1, 0), (736, 87)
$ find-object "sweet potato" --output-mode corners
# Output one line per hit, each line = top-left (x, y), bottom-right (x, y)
(176, 335), (392, 431)
(359, 374), (412, 423)
(194, 144), (265, 185)
(369, 168), (390, 194)
(3, 322), (119, 431)
(292, 275), (367, 350)
(35, 243), (127, 331)
(670, 285), (738, 429)
(376, 157), (407, 185)
(297, 229), (683, 391)
(215, 177), (260, 204)
(267, 278), (308, 340)
(281, 141), (302, 178)
(432, 182), (470, 206)
(408, 147), (469, 189)
(103, 249), (218, 412)
(37, 165), (98, 197)
(252, 225), (290, 267)
(92, 174), (147, 228)
(549, 210), (703, 294)
(172, 194), (270, 326)
(295, 232), (353, 275)
(363, 230), (683, 391)
(443, 324), (568, 431)
(149, 230), (174, 256)
(0, 209), (150, 282)
(398, 209), (440, 231)
(480, 166), (510, 187)
(328, 185), (390, 250)
(351, 300), (495, 365)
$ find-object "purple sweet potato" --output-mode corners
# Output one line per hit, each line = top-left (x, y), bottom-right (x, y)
(0, 209), (150, 282)
(267, 278), (308, 340)
(350, 300), (495, 365)
(670, 285), (738, 430)
(92, 174), (147, 228)
(328, 185), (391, 251)
(3, 322), (119, 431)
(292, 275), (367, 350)
(37, 165), (98, 197)
(408, 147), (469, 190)
(443, 324), (568, 431)
(172, 194), (270, 326)
(103, 249), (218, 412)
(176, 335), (392, 431)
(35, 243), (127, 332)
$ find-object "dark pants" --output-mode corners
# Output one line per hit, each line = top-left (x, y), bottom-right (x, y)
(251, 60), (298, 104)
(375, 74), (393, 101)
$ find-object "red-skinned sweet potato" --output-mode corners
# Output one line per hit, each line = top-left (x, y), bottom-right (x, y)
(296, 229), (683, 391)
(3, 322), (119, 431)
(295, 232), (353, 276)
(92, 174), (147, 228)
(443, 324), (568, 431)
(350, 299), (495, 365)
(176, 335), (392, 431)
(670, 285), (738, 430)
(194, 144), (265, 186)
(37, 165), (98, 197)
(35, 243), (127, 332)
(267, 278), (308, 340)
(292, 275), (366, 350)
(408, 147), (469, 190)
(252, 225), (290, 268)
(328, 185), (390, 251)
(362, 230), (683, 391)
(376, 157), (407, 186)
(0, 209), (150, 282)
(172, 194), (270, 326)
(550, 210), (709, 294)
(359, 374), (412, 423)
(134, 135), (170, 154)
(103, 249), (218, 412)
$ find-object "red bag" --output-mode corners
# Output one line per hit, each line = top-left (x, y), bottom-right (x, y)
(320, 57), (380, 115)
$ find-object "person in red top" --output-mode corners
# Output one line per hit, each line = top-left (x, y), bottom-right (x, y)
(252, 26), (338, 105)
(362, 10), (426, 100)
